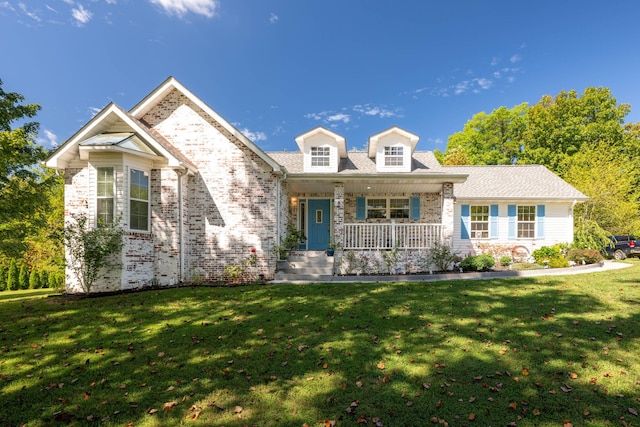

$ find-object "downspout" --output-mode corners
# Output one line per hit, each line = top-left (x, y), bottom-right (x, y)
(176, 166), (188, 284)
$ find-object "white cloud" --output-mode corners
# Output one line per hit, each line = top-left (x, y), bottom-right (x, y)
(269, 12), (278, 24)
(353, 104), (399, 119)
(43, 129), (58, 147)
(71, 4), (92, 25)
(88, 106), (102, 117)
(240, 128), (267, 142)
(19, 2), (41, 21)
(475, 78), (492, 90)
(149, 0), (218, 18)
(510, 54), (522, 63)
(326, 113), (350, 123)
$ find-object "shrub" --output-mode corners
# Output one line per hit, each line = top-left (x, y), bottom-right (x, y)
(39, 270), (49, 289)
(427, 241), (460, 272)
(7, 260), (19, 290)
(0, 265), (6, 291)
(532, 245), (562, 263)
(567, 248), (603, 265)
(499, 255), (512, 267)
(18, 265), (29, 290)
(29, 269), (40, 289)
(547, 257), (570, 268)
(460, 254), (495, 272)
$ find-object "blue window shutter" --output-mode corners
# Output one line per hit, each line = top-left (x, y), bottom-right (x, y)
(410, 196), (420, 220)
(536, 204), (545, 238)
(508, 205), (516, 239)
(490, 204), (499, 239)
(356, 197), (366, 220)
(461, 204), (470, 239)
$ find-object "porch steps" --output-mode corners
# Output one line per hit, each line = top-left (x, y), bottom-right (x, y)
(275, 251), (334, 281)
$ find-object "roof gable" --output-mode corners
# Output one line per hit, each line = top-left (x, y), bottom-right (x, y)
(129, 76), (283, 174)
(45, 103), (196, 172)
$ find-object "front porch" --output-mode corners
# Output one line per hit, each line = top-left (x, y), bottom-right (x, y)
(342, 222), (443, 249)
(285, 179), (457, 254)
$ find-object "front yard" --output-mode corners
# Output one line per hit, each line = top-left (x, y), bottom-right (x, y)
(1, 260), (639, 426)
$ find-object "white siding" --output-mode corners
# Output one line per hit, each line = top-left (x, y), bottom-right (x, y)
(302, 133), (340, 173)
(452, 201), (576, 258)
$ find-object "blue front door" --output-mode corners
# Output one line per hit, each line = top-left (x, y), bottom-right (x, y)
(307, 199), (331, 250)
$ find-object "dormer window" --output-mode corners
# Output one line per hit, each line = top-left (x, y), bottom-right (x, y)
(311, 146), (331, 167)
(384, 146), (404, 166)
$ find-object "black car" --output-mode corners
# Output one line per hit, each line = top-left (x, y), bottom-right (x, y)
(605, 235), (640, 260)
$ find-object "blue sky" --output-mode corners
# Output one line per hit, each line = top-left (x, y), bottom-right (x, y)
(2, 0), (640, 153)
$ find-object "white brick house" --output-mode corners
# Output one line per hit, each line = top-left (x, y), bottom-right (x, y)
(46, 77), (587, 293)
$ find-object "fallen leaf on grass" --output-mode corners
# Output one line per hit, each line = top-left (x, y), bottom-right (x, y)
(163, 401), (178, 412)
(629, 407), (639, 416)
(234, 406), (243, 413)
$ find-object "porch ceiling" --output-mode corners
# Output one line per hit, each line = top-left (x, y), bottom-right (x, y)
(286, 174), (467, 195)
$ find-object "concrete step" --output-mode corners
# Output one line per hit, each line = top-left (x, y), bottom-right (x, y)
(277, 252), (335, 276)
(273, 273), (334, 282)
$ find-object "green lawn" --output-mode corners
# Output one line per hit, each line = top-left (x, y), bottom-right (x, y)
(1, 260), (639, 427)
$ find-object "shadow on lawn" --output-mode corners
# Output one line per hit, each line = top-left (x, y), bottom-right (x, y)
(1, 271), (639, 426)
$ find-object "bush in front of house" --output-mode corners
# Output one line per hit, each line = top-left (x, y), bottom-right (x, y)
(532, 245), (563, 263)
(567, 248), (604, 265)
(460, 254), (495, 272)
(499, 255), (512, 267)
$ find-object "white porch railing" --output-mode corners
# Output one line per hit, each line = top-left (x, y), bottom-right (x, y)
(342, 222), (443, 250)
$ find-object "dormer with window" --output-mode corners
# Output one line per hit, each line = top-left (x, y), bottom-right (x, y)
(295, 127), (347, 173)
(368, 126), (419, 173)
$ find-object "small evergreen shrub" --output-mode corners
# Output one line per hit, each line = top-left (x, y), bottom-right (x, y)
(499, 255), (512, 267)
(7, 260), (19, 291)
(18, 265), (29, 290)
(0, 265), (7, 291)
(460, 254), (495, 271)
(29, 269), (40, 289)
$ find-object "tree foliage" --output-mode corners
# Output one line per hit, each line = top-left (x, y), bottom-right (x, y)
(443, 86), (640, 237)
(0, 80), (57, 259)
(446, 103), (528, 165)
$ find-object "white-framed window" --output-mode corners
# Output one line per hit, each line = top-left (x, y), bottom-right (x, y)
(470, 205), (489, 239)
(129, 168), (149, 231)
(517, 205), (536, 238)
(384, 146), (404, 166)
(367, 198), (409, 219)
(96, 167), (115, 226)
(311, 146), (330, 167)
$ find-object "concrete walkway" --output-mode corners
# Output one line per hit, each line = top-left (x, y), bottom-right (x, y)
(271, 260), (633, 284)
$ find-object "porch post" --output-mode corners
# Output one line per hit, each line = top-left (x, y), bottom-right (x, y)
(442, 183), (455, 244)
(333, 182), (344, 254)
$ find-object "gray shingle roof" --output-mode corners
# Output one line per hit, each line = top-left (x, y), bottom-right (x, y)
(446, 165), (588, 200)
(266, 151), (443, 175)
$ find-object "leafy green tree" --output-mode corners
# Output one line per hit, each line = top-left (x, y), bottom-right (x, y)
(0, 264), (6, 291)
(7, 259), (18, 290)
(446, 103), (528, 165)
(563, 142), (640, 235)
(18, 264), (29, 290)
(0, 80), (55, 259)
(521, 87), (630, 175)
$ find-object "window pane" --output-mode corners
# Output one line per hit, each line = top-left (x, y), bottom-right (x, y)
(97, 199), (114, 226)
(130, 169), (149, 231)
(130, 200), (149, 231)
(389, 198), (409, 219)
(517, 205), (535, 238)
(130, 169), (149, 201)
(470, 205), (489, 238)
(311, 146), (330, 166)
(384, 146), (403, 166)
(97, 167), (114, 197)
